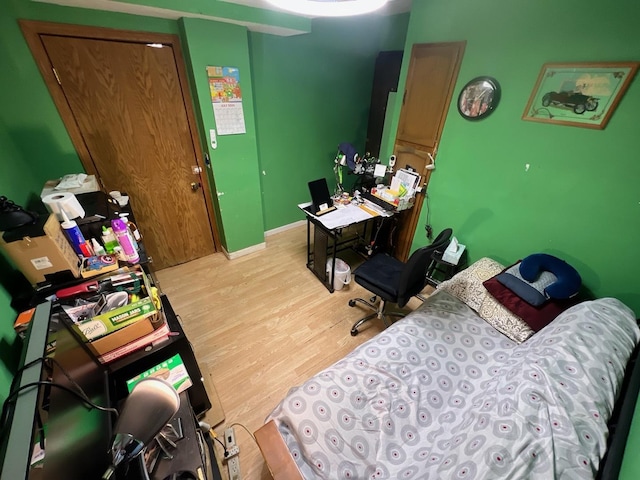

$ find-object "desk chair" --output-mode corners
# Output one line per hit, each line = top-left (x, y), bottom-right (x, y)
(348, 228), (453, 336)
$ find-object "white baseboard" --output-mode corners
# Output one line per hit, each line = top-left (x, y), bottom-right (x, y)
(265, 220), (306, 237)
(222, 220), (304, 259)
(222, 242), (266, 260)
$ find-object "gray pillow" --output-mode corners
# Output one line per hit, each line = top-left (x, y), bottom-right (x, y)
(496, 263), (558, 307)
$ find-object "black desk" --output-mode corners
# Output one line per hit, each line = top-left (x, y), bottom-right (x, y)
(1, 295), (219, 479)
(109, 294), (212, 417)
(128, 392), (222, 480)
(300, 203), (393, 293)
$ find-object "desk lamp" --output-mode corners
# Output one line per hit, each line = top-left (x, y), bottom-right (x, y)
(102, 378), (180, 479)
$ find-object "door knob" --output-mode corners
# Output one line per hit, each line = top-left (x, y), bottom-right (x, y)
(190, 182), (201, 191)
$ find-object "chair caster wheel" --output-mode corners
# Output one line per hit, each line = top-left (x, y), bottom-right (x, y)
(348, 300), (356, 307)
(350, 328), (358, 336)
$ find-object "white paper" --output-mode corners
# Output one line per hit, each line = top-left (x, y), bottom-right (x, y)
(374, 163), (387, 178)
(317, 204), (374, 229)
(55, 173), (87, 190)
(213, 102), (246, 135)
(393, 169), (420, 193)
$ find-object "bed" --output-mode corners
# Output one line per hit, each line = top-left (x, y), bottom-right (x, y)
(255, 260), (640, 479)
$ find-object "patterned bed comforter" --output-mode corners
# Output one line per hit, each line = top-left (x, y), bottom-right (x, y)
(266, 291), (639, 479)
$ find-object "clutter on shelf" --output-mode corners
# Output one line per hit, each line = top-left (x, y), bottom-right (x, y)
(55, 265), (163, 357)
(332, 143), (422, 213)
(334, 142), (385, 195)
(0, 179), (145, 286)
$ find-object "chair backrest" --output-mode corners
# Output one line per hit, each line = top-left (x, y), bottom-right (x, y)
(396, 228), (453, 307)
(430, 228), (453, 255)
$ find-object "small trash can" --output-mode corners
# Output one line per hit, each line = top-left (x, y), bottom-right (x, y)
(326, 258), (351, 291)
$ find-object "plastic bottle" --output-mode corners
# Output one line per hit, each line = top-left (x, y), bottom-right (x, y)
(101, 226), (119, 254)
(111, 218), (140, 264)
(60, 209), (91, 257)
(118, 213), (139, 251)
(91, 238), (106, 256)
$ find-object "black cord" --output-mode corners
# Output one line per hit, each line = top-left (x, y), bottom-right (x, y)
(8, 356), (48, 394)
(1, 356), (50, 437)
(0, 380), (118, 438)
(204, 429), (226, 480)
(34, 406), (45, 450)
(370, 217), (385, 250)
(1, 355), (118, 433)
(213, 435), (227, 454)
(424, 193), (433, 240)
(6, 381), (118, 415)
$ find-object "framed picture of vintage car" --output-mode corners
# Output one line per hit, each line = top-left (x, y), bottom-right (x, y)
(522, 62), (639, 129)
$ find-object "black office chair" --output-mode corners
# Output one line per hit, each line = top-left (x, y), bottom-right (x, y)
(348, 228), (453, 336)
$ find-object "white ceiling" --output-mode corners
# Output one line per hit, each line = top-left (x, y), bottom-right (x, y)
(34, 0), (412, 36)
(219, 0), (412, 17)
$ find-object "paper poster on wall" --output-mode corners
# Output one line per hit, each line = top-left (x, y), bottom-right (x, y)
(207, 66), (246, 135)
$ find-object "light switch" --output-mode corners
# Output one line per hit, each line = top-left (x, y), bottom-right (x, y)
(209, 129), (217, 149)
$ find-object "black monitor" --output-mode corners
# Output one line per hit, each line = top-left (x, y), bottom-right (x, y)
(0, 302), (115, 479)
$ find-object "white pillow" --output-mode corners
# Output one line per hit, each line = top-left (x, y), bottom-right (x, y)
(437, 257), (534, 343)
(437, 257), (504, 311)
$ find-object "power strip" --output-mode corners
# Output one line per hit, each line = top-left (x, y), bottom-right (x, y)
(224, 427), (241, 480)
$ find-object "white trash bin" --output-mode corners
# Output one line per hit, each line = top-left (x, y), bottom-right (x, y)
(326, 258), (351, 291)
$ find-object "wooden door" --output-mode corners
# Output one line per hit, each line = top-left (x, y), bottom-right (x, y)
(393, 42), (465, 261)
(21, 21), (218, 270)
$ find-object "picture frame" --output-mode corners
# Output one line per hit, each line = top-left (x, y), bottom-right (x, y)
(457, 76), (500, 120)
(522, 62), (639, 129)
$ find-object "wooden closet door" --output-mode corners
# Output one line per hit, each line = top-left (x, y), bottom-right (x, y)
(393, 42), (465, 261)
(26, 26), (217, 270)
(397, 43), (465, 149)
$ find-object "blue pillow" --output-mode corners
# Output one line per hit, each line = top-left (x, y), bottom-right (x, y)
(519, 253), (581, 300)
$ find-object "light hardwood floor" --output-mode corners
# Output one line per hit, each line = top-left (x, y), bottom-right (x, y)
(155, 224), (429, 480)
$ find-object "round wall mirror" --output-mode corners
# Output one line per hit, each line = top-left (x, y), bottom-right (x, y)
(457, 76), (501, 120)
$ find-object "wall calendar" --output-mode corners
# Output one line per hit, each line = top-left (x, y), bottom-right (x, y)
(207, 66), (246, 135)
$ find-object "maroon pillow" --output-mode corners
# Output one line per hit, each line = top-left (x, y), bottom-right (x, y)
(483, 276), (576, 332)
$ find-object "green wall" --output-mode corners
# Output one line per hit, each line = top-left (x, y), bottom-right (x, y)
(0, 122), (39, 406)
(397, 0), (639, 315)
(0, 0), (179, 404)
(179, 17), (264, 251)
(0, 0), (408, 403)
(250, 14), (409, 231)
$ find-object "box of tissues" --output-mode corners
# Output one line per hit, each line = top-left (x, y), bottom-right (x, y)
(442, 237), (466, 265)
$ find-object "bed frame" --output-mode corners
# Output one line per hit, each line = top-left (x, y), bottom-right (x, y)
(255, 330), (640, 480)
(254, 420), (303, 480)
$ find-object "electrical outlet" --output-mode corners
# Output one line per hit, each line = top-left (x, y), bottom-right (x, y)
(224, 427), (241, 480)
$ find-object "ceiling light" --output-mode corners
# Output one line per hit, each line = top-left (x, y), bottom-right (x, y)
(264, 0), (389, 17)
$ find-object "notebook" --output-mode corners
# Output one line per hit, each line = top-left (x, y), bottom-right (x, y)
(307, 178), (335, 216)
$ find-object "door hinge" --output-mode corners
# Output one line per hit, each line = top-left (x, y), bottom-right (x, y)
(52, 67), (61, 85)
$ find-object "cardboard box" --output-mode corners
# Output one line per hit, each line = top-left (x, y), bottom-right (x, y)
(87, 315), (156, 356)
(0, 214), (81, 285)
(98, 320), (170, 364)
(70, 267), (158, 345)
(80, 255), (119, 278)
(125, 353), (193, 393)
